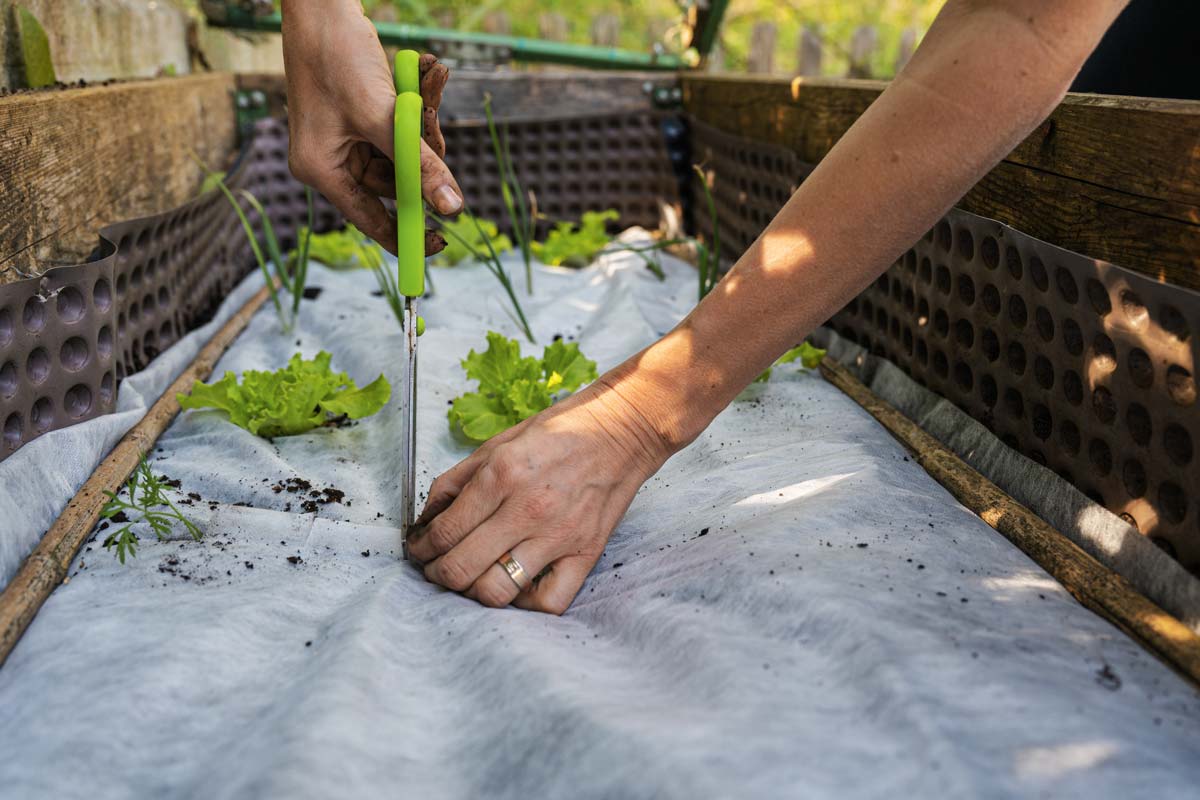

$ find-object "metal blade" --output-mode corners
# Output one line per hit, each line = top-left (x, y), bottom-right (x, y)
(399, 297), (418, 559)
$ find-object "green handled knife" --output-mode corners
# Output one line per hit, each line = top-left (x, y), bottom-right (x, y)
(394, 50), (424, 559)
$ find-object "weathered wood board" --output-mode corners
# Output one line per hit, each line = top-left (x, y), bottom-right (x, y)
(683, 75), (1200, 291)
(0, 73), (238, 283)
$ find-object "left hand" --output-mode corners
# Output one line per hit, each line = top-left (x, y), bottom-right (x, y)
(407, 376), (671, 614)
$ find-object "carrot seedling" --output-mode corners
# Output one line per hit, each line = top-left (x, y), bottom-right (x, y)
(101, 456), (203, 564)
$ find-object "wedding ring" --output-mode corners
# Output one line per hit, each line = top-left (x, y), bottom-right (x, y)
(498, 551), (531, 591)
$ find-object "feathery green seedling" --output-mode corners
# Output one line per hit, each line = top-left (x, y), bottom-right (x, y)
(483, 93), (536, 295)
(101, 456), (203, 564)
(693, 165), (722, 301)
(435, 207), (535, 344)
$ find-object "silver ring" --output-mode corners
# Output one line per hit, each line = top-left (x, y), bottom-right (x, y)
(498, 551), (531, 591)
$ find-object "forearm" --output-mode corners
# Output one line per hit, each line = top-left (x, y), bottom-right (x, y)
(608, 0), (1127, 454)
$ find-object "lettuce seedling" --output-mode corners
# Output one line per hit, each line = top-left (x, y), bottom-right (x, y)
(448, 332), (597, 444)
(300, 224), (385, 271)
(532, 210), (619, 268)
(754, 341), (827, 383)
(178, 351), (391, 437)
(434, 213), (512, 266)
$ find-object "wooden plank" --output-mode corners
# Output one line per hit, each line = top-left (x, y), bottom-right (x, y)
(0, 73), (238, 283)
(821, 358), (1200, 690)
(682, 75), (1200, 290)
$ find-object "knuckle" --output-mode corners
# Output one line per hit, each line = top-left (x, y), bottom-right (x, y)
(424, 516), (462, 553)
(427, 474), (451, 499)
(431, 556), (473, 592)
(475, 580), (513, 609)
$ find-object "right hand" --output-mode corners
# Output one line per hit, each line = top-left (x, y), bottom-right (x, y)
(281, 0), (463, 254)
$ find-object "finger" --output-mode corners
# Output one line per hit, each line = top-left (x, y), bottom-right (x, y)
(418, 55), (448, 111)
(426, 229), (446, 256)
(414, 420), (531, 525)
(465, 539), (558, 609)
(423, 107), (446, 161)
(422, 509), (524, 593)
(356, 87), (462, 216)
(420, 139), (463, 215)
(512, 555), (592, 615)
(418, 56), (448, 158)
(407, 461), (505, 563)
(415, 451), (487, 526)
(314, 169), (398, 256)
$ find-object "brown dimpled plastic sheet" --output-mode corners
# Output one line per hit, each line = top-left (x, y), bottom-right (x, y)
(440, 109), (681, 235)
(0, 118), (338, 463)
(688, 118), (1199, 571)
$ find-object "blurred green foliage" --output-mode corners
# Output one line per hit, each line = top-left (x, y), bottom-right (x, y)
(356, 0), (945, 78)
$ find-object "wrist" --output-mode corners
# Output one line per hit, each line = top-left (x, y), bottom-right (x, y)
(595, 330), (728, 463)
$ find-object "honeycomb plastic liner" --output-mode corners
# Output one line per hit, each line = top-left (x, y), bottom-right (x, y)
(690, 118), (1200, 575)
(1, 239), (1198, 799)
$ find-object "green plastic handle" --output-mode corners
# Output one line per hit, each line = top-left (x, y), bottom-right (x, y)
(394, 50), (424, 298)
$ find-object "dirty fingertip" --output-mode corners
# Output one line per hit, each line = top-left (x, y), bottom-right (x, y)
(434, 185), (462, 215)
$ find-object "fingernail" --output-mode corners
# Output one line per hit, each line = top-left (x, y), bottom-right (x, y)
(434, 185), (462, 215)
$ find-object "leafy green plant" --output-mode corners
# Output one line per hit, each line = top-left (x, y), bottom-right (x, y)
(178, 351), (391, 438)
(483, 93), (536, 294)
(435, 213), (512, 266)
(754, 341), (827, 383)
(448, 332), (597, 444)
(193, 155), (312, 332)
(101, 456), (203, 564)
(299, 223), (385, 271)
(532, 210), (620, 268)
(435, 207), (535, 344)
(16, 7), (55, 89)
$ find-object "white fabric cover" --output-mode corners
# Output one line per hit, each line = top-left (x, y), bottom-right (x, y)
(1, 237), (1197, 799)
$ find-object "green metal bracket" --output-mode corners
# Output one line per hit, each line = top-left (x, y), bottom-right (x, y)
(235, 89), (269, 136)
(209, 8), (688, 72)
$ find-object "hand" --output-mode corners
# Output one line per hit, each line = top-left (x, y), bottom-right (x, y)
(281, 0), (463, 254)
(408, 375), (674, 614)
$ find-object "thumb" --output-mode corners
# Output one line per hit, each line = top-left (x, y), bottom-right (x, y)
(359, 93), (464, 217)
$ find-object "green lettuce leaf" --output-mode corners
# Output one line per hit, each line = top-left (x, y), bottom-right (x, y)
(297, 225), (385, 271)
(435, 213), (512, 266)
(178, 351), (390, 438)
(753, 341), (827, 383)
(531, 210), (619, 267)
(448, 332), (598, 444)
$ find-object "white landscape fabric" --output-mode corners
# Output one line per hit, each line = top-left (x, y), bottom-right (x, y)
(1, 236), (1198, 799)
